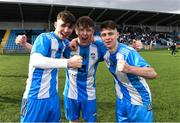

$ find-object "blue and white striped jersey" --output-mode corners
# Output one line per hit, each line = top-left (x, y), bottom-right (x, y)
(23, 32), (69, 99)
(63, 40), (107, 101)
(104, 43), (152, 105)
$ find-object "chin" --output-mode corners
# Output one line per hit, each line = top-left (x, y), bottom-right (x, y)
(60, 35), (66, 40)
(106, 45), (112, 49)
(81, 43), (88, 46)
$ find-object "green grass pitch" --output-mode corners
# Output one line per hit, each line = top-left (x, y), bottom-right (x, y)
(0, 50), (180, 122)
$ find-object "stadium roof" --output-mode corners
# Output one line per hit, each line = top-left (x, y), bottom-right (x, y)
(0, 1), (180, 26)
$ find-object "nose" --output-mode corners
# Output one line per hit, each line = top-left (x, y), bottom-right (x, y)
(82, 30), (87, 35)
(64, 27), (69, 33)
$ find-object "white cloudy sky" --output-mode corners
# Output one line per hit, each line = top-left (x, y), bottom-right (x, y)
(0, 0), (180, 14)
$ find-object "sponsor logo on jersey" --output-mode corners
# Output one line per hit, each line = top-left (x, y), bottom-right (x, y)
(147, 103), (153, 111)
(91, 53), (95, 59)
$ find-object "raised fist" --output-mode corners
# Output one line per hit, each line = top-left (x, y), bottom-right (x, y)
(15, 34), (27, 46)
(68, 55), (83, 68)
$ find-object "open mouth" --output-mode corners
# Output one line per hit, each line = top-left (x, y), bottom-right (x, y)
(82, 37), (88, 40)
(105, 40), (111, 44)
(61, 32), (68, 38)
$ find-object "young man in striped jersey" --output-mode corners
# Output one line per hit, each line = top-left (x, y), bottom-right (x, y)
(20, 10), (82, 122)
(100, 20), (157, 122)
(62, 16), (107, 122)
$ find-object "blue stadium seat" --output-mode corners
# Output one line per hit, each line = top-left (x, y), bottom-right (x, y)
(3, 29), (45, 54)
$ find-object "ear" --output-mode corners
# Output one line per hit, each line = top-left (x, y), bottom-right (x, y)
(54, 22), (57, 28)
(75, 28), (78, 35)
(116, 31), (120, 38)
(92, 30), (95, 35)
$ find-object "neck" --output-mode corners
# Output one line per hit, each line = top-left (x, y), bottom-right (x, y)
(78, 38), (90, 46)
(54, 31), (64, 41)
(109, 41), (118, 54)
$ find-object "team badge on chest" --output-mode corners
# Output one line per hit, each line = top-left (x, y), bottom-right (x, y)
(90, 53), (96, 59)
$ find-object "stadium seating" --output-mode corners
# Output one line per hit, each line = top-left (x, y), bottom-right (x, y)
(3, 29), (44, 54)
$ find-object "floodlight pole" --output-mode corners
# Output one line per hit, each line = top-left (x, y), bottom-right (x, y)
(48, 5), (53, 31)
(21, 20), (24, 29)
(48, 21), (51, 31)
(18, 3), (24, 29)
(155, 24), (157, 32)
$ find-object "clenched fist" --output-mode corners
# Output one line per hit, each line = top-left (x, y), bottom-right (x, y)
(15, 34), (27, 46)
(68, 55), (83, 68)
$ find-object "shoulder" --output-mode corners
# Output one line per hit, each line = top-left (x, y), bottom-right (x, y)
(35, 32), (53, 42)
(92, 39), (104, 47)
(40, 32), (50, 37)
(33, 33), (52, 44)
(119, 43), (135, 54)
(117, 43), (142, 60)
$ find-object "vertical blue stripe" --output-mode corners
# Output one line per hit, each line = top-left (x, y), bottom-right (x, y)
(28, 68), (44, 98)
(76, 45), (89, 100)
(64, 70), (70, 97)
(50, 69), (58, 96)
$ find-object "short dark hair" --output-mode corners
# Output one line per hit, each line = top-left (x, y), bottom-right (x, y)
(75, 16), (95, 29)
(100, 20), (118, 31)
(57, 10), (76, 27)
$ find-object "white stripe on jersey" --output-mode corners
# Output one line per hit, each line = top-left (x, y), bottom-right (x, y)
(88, 44), (98, 76)
(52, 37), (60, 93)
(114, 79), (123, 99)
(86, 76), (96, 100)
(67, 48), (80, 99)
(139, 76), (152, 101)
(103, 51), (110, 68)
(67, 69), (78, 99)
(37, 69), (52, 98)
(86, 44), (98, 100)
(56, 72), (58, 93)
(51, 37), (59, 57)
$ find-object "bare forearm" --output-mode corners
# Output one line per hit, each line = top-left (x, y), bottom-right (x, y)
(125, 66), (157, 79)
(24, 43), (32, 52)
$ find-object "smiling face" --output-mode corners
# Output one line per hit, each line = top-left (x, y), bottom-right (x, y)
(54, 10), (76, 40)
(54, 19), (74, 40)
(76, 26), (94, 46)
(75, 16), (95, 46)
(100, 20), (120, 53)
(100, 28), (119, 51)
